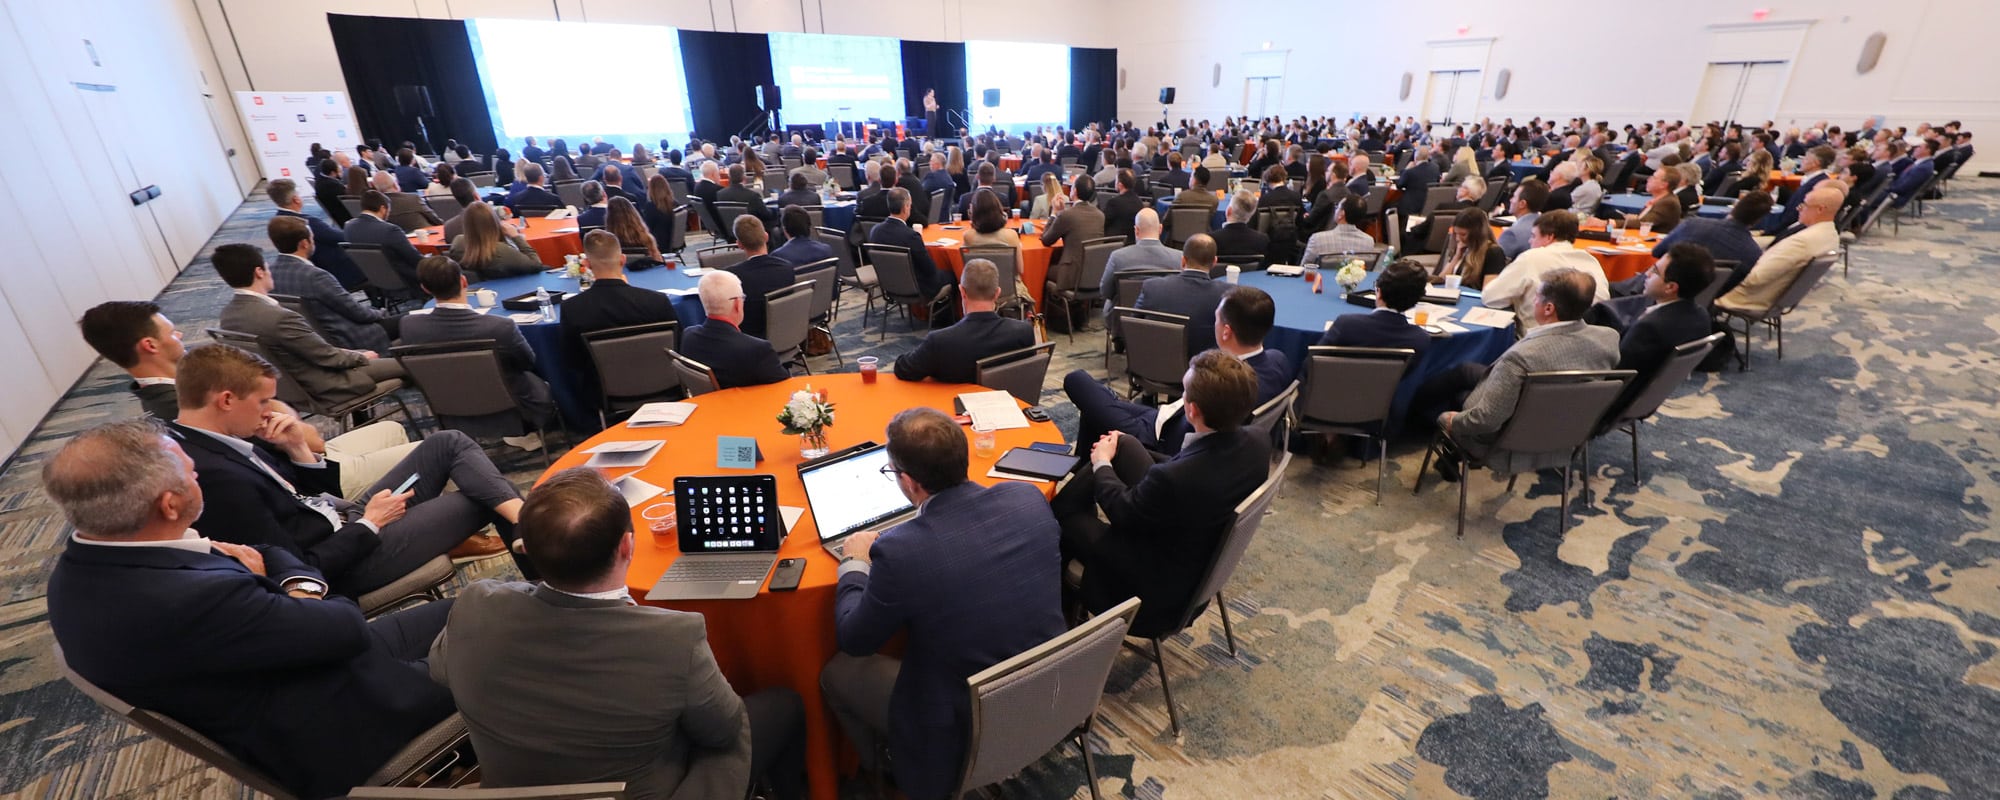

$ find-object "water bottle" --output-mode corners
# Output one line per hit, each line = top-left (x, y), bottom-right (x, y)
(534, 286), (551, 320)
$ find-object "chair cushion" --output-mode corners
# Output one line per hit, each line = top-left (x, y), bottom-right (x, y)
(853, 265), (879, 287)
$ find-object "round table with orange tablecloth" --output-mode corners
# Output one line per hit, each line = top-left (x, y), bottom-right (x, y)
(1489, 223), (1662, 283)
(545, 374), (1063, 800)
(411, 215), (584, 268)
(919, 222), (1059, 306)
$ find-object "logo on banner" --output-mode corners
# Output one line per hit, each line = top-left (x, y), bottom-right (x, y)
(252, 96), (264, 106)
(280, 168), (291, 177)
(267, 133), (278, 141)
(325, 96), (335, 105)
(336, 129), (348, 139)
(296, 114), (307, 123)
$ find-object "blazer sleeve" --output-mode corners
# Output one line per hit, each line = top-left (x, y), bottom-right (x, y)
(1453, 350), (1528, 438)
(676, 623), (747, 749)
(1617, 318), (1667, 372)
(891, 335), (940, 381)
(497, 318), (539, 371)
(751, 346), (791, 385)
(183, 574), (373, 674)
(1090, 459), (1175, 534)
(833, 543), (912, 656)
(1040, 212), (1067, 247)
(387, 230), (427, 274)
(275, 310), (370, 369)
(311, 267), (384, 324)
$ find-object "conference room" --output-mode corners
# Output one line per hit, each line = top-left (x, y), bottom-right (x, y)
(4, 1), (1995, 798)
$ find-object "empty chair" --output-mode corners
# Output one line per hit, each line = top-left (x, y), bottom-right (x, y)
(391, 340), (558, 467)
(764, 167), (787, 191)
(346, 784), (627, 799)
(660, 205), (689, 258)
(975, 342), (1056, 405)
(1414, 370), (1636, 538)
(713, 202), (751, 240)
(357, 554), (456, 617)
(1417, 185), (1458, 219)
(860, 244), (929, 339)
(1212, 253), (1263, 276)
(1296, 346), (1417, 503)
(1589, 333), (1722, 487)
(763, 280), (815, 374)
(1477, 177), (1509, 213)
(1047, 236), (1122, 342)
(1204, 167), (1230, 192)
(928, 189), (950, 224)
(694, 242), (747, 271)
(667, 350), (719, 396)
(1236, 178), (1262, 195)
(1366, 183), (1390, 217)
(1716, 253), (1838, 370)
(804, 206), (824, 230)
(581, 321), (680, 427)
(1117, 307), (1189, 402)
(794, 258), (843, 365)
(206, 327), (409, 433)
(1166, 205), (1214, 249)
(686, 197), (726, 242)
(555, 180), (587, 209)
(829, 163), (856, 191)
(340, 242), (425, 311)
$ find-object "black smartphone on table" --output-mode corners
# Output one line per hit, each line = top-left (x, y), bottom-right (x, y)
(768, 558), (805, 592)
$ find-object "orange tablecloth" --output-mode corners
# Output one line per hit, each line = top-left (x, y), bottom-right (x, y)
(1492, 224), (1661, 282)
(921, 223), (1057, 306)
(1769, 170), (1802, 191)
(543, 375), (1059, 800)
(412, 216), (583, 268)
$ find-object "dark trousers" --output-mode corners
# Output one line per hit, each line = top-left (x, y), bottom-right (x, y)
(746, 688), (808, 800)
(1409, 362), (1491, 429)
(339, 430), (520, 595)
(1054, 434), (1156, 616)
(1062, 370), (1165, 453)
(367, 596), (453, 664)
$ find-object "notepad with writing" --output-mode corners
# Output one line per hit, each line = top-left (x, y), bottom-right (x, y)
(956, 390), (1030, 430)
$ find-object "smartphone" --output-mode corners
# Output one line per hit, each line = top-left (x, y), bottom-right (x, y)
(1028, 441), (1071, 455)
(768, 558), (806, 592)
(1024, 407), (1051, 422)
(393, 473), (421, 495)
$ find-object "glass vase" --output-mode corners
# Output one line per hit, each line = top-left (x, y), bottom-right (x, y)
(800, 428), (829, 459)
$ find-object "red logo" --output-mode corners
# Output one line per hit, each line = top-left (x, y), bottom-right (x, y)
(253, 96), (264, 105)
(280, 168), (291, 176)
(267, 133), (278, 141)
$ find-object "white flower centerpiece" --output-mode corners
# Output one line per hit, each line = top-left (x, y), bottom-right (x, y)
(778, 385), (836, 458)
(1336, 259), (1369, 291)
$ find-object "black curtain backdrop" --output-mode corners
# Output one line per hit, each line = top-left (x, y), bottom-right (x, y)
(327, 14), (496, 156)
(678, 30), (777, 145)
(901, 41), (966, 134)
(1070, 48), (1118, 131)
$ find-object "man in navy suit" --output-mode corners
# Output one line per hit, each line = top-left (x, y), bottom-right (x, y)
(343, 190), (429, 288)
(268, 178), (366, 290)
(822, 408), (1066, 800)
(44, 420), (456, 800)
(1055, 350), (1271, 635)
(1065, 284), (1290, 456)
(866, 188), (951, 300)
(521, 136), (546, 165)
(1613, 243), (1717, 398)
(1319, 259), (1434, 356)
(1761, 145), (1833, 234)
(1135, 233), (1233, 354)
(1885, 139), (1939, 206)
(892, 259), (1036, 384)
(680, 271), (790, 389)
(400, 256), (556, 440)
(502, 164), (563, 213)
(575, 181), (610, 230)
(725, 216), (797, 339)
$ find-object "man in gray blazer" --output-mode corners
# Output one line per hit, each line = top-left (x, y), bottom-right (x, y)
(431, 468), (805, 800)
(212, 244), (404, 408)
(266, 215), (395, 352)
(1039, 174), (1106, 307)
(345, 190), (429, 287)
(398, 256), (555, 446)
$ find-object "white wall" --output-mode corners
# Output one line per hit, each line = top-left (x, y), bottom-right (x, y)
(1114, 0), (1996, 170)
(0, 0), (246, 463)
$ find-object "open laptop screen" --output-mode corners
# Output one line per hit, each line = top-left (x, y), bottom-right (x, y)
(673, 475), (784, 552)
(798, 444), (916, 541)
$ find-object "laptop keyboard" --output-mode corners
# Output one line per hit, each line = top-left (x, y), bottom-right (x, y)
(662, 558), (772, 583)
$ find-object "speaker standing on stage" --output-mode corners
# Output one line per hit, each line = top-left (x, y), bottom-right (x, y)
(924, 89), (940, 138)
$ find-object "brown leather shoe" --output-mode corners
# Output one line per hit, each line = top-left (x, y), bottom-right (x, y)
(447, 533), (507, 563)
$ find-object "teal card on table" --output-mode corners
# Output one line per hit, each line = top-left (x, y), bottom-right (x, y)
(717, 436), (763, 469)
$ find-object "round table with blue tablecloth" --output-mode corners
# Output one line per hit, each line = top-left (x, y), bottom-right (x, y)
(1599, 192), (1731, 219)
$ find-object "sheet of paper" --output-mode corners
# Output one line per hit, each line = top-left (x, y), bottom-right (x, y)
(587, 440), (666, 454)
(582, 440), (664, 468)
(1430, 320), (1471, 335)
(551, 227), (580, 233)
(613, 475), (665, 506)
(780, 505), (804, 533)
(927, 239), (958, 247)
(545, 207), (574, 219)
(626, 402), (696, 427)
(507, 312), (546, 324)
(682, 267), (711, 277)
(661, 288), (698, 297)
(1458, 307), (1519, 328)
(1404, 302), (1459, 322)
(957, 390), (1030, 430)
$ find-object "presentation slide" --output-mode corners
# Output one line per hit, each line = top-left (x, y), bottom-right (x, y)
(966, 41), (1070, 132)
(768, 32), (905, 126)
(466, 18), (692, 152)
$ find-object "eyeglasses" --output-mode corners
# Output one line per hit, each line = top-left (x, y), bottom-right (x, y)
(878, 464), (901, 481)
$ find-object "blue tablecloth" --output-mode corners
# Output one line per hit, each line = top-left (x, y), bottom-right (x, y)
(1232, 269), (1514, 427)
(1509, 161), (1546, 182)
(1600, 192), (1731, 219)
(440, 267), (709, 432)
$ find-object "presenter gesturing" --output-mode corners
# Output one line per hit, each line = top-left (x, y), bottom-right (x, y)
(923, 89), (940, 138)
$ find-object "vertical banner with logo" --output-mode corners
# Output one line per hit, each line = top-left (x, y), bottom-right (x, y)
(234, 91), (360, 183)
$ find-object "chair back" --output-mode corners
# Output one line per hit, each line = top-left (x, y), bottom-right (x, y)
(667, 350), (720, 396)
(54, 644), (301, 800)
(851, 217), (885, 252)
(1770, 253), (1839, 316)
(695, 243), (747, 271)
(1115, 270), (1176, 311)
(340, 195), (365, 219)
(1245, 379), (1299, 450)
(1693, 259), (1738, 309)
(1077, 236), (1123, 296)
(1161, 451), (1291, 637)
(1167, 205), (1213, 247)
(668, 177), (693, 202)
(1381, 208), (1401, 255)
(804, 206), (825, 230)
(582, 322), (680, 408)
(830, 163), (856, 191)
(952, 598), (1141, 796)
(1119, 307), (1190, 397)
(764, 167), (787, 191)
(208, 328), (317, 412)
(392, 340), (522, 421)
(1489, 371), (1635, 456)
(1236, 178), (1262, 195)
(963, 245), (1023, 309)
(794, 258), (840, 323)
(429, 196), (465, 222)
(345, 785), (629, 799)
(662, 205), (689, 254)
(1418, 185), (1457, 217)
(763, 280), (815, 363)
(342, 242), (419, 295)
(974, 342), (1056, 405)
(1253, 205), (1299, 243)
(713, 202), (750, 238)
(928, 189), (950, 224)
(862, 244), (925, 303)
(1299, 346), (1415, 430)
(1609, 332), (1720, 427)
(1478, 177), (1509, 212)
(555, 180), (587, 208)
(815, 227), (859, 279)
(1204, 168), (1230, 192)
(1366, 183), (1390, 216)
(1424, 211), (1456, 253)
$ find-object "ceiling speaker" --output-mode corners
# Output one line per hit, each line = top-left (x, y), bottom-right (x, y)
(1399, 72), (1413, 101)
(1858, 32), (1886, 74)
(1494, 69), (1512, 100)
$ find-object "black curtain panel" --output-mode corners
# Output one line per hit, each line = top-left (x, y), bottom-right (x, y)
(1070, 47), (1119, 131)
(900, 41), (967, 134)
(678, 30), (777, 145)
(326, 14), (497, 156)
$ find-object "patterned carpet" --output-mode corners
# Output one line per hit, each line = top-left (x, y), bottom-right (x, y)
(1, 184), (1996, 799)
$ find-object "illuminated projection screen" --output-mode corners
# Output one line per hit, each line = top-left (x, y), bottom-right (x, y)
(768, 32), (906, 126)
(467, 18), (693, 150)
(966, 41), (1071, 131)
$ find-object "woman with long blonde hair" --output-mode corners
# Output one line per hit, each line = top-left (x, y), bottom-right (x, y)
(448, 201), (544, 279)
(605, 196), (663, 265)
(1030, 172), (1064, 219)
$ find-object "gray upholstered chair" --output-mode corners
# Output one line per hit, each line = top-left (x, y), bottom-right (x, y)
(1116, 307), (1189, 402)
(1244, 379), (1300, 463)
(358, 554), (454, 617)
(1716, 252), (1838, 370)
(581, 321), (680, 427)
(1588, 333), (1722, 488)
(1296, 346), (1418, 503)
(1165, 206), (1212, 249)
(667, 350), (719, 396)
(860, 244), (928, 339)
(694, 243), (747, 271)
(793, 258), (843, 366)
(340, 242), (425, 311)
(763, 280), (815, 374)
(391, 339), (557, 467)
(974, 342), (1056, 406)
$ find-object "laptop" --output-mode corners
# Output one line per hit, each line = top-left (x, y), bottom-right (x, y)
(797, 442), (917, 559)
(645, 475), (785, 601)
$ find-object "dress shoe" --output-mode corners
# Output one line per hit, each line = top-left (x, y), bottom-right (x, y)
(1433, 454), (1461, 483)
(448, 533), (508, 562)
(502, 432), (543, 451)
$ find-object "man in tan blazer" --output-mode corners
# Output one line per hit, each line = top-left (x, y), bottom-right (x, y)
(1717, 185), (1842, 313)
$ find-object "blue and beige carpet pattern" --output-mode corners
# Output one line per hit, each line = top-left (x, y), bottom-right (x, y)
(0, 185), (1996, 799)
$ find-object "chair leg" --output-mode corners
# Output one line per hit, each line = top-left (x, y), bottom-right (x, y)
(1153, 638), (1181, 735)
(538, 425), (554, 470)
(1456, 460), (1468, 539)
(1506, 474), (1519, 492)
(1559, 463), (1572, 536)
(1775, 316), (1784, 361)
(1078, 720), (1103, 800)
(1065, 299), (1077, 344)
(1629, 421), (1642, 486)
(1217, 592), (1237, 656)
(1375, 437), (1387, 505)
(1581, 441), (1594, 509)
(1414, 438), (1436, 495)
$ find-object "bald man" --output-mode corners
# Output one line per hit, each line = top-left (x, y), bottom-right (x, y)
(1716, 185), (1842, 313)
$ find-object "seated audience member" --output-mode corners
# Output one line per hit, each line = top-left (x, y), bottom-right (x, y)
(370, 170), (444, 231)
(1054, 349), (1270, 635)
(1624, 168), (1684, 234)
(1300, 196), (1376, 267)
(1135, 233), (1233, 354)
(212, 244), (405, 406)
(955, 163), (1005, 219)
(1174, 166), (1220, 211)
(790, 147), (828, 188)
(1026, 171), (1063, 220)
(680, 271), (789, 389)
(504, 163), (564, 212)
(769, 205), (833, 267)
(1606, 245), (1717, 399)
(78, 300), (186, 420)
(1408, 175), (1484, 253)
(433, 468), (806, 800)
(868, 187), (952, 301)
(560, 230), (680, 358)
(920, 153), (956, 211)
(726, 216), (796, 339)
(1479, 210), (1609, 328)
(719, 164), (776, 224)
(314, 158), (354, 227)
(400, 256), (555, 448)
(268, 178), (364, 290)
(1762, 145), (1834, 234)
(440, 178), (492, 242)
(777, 172), (822, 208)
(1318, 259), (1434, 356)
(1418, 268), (1621, 478)
(43, 420), (457, 800)
(1102, 170), (1148, 244)
(1100, 208), (1183, 309)
(1495, 179), (1550, 260)
(822, 408), (1066, 800)
(893, 259), (1036, 384)
(575, 181), (611, 229)
(1717, 185), (1843, 314)
(1436, 208), (1509, 288)
(1544, 161), (1581, 213)
(604, 196), (665, 267)
(393, 148), (428, 193)
(1208, 190), (1270, 265)
(1040, 175), (1108, 293)
(169, 343), (514, 594)
(1064, 284), (1290, 456)
(426, 164), (456, 199)
(345, 190), (429, 287)
(1626, 190), (1770, 298)
(449, 201), (546, 280)
(265, 215), (394, 353)
(598, 161), (642, 204)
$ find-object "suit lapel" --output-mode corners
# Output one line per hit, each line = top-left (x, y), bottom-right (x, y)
(168, 422), (295, 493)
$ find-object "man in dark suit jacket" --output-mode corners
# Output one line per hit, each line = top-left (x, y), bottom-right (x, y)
(1207, 192), (1271, 267)
(79, 300), (187, 420)
(892, 258), (1036, 384)
(681, 271), (791, 389)
(313, 160), (355, 227)
(867, 188), (951, 299)
(574, 181), (611, 230)
(1135, 234), (1233, 355)
(1886, 142), (1939, 206)
(266, 216), (393, 353)
(344, 191), (429, 287)
(1055, 350), (1271, 635)
(1066, 283), (1291, 456)
(560, 231), (681, 351)
(823, 408), (1066, 800)
(269, 178), (366, 290)
(502, 164), (564, 213)
(168, 341), (516, 595)
(434, 469), (805, 799)
(1039, 175), (1107, 294)
(521, 137), (546, 165)
(1345, 154), (1378, 197)
(1761, 146), (1833, 234)
(719, 164), (776, 225)
(1101, 170), (1148, 245)
(1395, 144), (1442, 225)
(43, 421), (457, 800)
(893, 162), (932, 227)
(725, 217), (797, 340)
(400, 256), (556, 434)
(1318, 259), (1435, 357)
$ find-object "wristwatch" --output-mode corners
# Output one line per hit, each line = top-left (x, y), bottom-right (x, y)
(282, 577), (329, 597)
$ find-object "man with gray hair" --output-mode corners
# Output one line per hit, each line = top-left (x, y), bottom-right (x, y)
(1208, 189), (1270, 264)
(43, 419), (456, 800)
(1100, 208), (1183, 324)
(679, 270), (789, 389)
(892, 259), (1036, 384)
